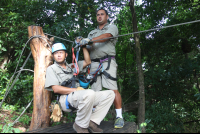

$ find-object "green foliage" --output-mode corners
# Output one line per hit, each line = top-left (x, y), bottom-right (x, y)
(122, 112), (136, 122)
(1, 124), (22, 133)
(103, 113), (113, 121)
(66, 112), (76, 123)
(137, 122), (147, 133)
(51, 121), (62, 127)
(18, 114), (31, 125)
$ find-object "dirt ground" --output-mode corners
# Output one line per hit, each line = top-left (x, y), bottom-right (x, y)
(0, 109), (68, 132)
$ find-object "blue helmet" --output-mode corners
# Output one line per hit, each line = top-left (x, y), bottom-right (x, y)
(79, 75), (90, 89)
(52, 43), (67, 54)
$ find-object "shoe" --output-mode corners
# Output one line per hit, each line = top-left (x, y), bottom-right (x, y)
(114, 117), (124, 128)
(73, 122), (89, 133)
(88, 120), (103, 133)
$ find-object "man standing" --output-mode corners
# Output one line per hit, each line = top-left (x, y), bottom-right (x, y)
(79, 8), (124, 128)
(45, 43), (115, 133)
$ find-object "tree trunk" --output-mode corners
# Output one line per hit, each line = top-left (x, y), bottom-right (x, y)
(129, 0), (146, 133)
(28, 26), (53, 131)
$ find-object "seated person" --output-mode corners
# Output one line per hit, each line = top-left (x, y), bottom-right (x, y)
(45, 43), (115, 133)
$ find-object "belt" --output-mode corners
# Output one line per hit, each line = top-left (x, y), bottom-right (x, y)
(91, 55), (115, 70)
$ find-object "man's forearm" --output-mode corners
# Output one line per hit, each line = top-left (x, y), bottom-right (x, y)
(82, 47), (91, 68)
(92, 33), (113, 43)
(52, 85), (76, 95)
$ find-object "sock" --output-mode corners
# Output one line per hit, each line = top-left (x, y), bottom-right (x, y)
(115, 108), (123, 118)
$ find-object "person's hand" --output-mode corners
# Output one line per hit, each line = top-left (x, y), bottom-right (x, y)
(50, 104), (62, 122)
(76, 87), (85, 91)
(75, 36), (83, 43)
(80, 38), (93, 46)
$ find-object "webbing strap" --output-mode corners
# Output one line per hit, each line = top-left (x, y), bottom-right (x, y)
(72, 47), (79, 76)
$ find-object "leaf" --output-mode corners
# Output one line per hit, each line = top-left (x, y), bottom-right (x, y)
(2, 47), (6, 51)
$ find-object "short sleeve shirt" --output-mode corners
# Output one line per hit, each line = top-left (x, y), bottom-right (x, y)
(87, 23), (118, 59)
(45, 61), (84, 91)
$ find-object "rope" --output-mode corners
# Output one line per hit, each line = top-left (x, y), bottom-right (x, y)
(0, 35), (51, 108)
(12, 98), (33, 125)
(0, 52), (32, 108)
(4, 98), (33, 132)
(44, 33), (74, 43)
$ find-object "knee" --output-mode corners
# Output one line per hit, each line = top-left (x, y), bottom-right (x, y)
(108, 90), (116, 99)
(85, 89), (95, 99)
(112, 90), (119, 94)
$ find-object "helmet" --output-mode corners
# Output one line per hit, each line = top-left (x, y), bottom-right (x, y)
(52, 43), (67, 54)
(79, 75), (90, 89)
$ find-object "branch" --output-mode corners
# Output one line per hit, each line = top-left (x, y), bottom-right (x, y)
(184, 119), (200, 124)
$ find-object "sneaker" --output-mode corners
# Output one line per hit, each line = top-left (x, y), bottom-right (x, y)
(73, 122), (89, 133)
(114, 117), (124, 128)
(88, 120), (103, 133)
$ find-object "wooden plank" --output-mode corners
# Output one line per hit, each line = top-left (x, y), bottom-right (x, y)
(25, 121), (137, 133)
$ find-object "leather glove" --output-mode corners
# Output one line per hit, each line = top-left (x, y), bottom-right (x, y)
(80, 38), (93, 46)
(50, 104), (62, 122)
(77, 87), (85, 91)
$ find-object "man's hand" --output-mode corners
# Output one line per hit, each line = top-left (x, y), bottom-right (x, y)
(80, 38), (93, 46)
(75, 36), (83, 43)
(50, 104), (62, 122)
(76, 87), (85, 91)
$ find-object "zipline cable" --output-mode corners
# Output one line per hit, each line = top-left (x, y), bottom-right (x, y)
(44, 33), (74, 43)
(44, 19), (200, 43)
(92, 19), (200, 42)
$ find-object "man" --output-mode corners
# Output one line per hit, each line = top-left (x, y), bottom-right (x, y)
(78, 8), (124, 128)
(45, 42), (115, 133)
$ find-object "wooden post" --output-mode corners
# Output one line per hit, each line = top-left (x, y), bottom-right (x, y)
(28, 26), (53, 131)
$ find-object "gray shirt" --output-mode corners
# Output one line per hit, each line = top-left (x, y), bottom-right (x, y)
(87, 23), (118, 59)
(45, 61), (84, 91)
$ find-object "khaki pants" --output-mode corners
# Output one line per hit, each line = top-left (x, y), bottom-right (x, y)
(59, 89), (115, 128)
(90, 59), (118, 91)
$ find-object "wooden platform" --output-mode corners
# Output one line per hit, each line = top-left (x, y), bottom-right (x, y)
(25, 121), (137, 133)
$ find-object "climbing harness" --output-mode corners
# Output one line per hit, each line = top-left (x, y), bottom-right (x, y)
(86, 55), (118, 85)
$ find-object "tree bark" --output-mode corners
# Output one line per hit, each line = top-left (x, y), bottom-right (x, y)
(129, 0), (146, 133)
(28, 26), (53, 131)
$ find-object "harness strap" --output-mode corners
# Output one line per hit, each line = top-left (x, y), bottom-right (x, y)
(91, 55), (115, 63)
(106, 56), (111, 70)
(90, 70), (118, 85)
(102, 71), (118, 81)
(72, 47), (79, 75)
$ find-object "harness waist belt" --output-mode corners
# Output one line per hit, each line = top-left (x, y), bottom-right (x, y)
(91, 55), (115, 70)
(91, 55), (115, 63)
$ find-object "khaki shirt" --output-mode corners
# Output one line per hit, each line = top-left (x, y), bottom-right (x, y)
(45, 61), (84, 91)
(87, 23), (118, 59)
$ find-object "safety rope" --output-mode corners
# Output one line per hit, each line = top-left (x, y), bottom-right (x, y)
(0, 35), (52, 109)
(0, 52), (32, 108)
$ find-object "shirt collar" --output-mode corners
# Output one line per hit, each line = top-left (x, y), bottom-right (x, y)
(97, 23), (109, 30)
(54, 61), (73, 72)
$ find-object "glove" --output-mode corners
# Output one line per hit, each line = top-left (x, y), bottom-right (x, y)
(77, 87), (85, 91)
(75, 36), (83, 42)
(50, 104), (62, 122)
(80, 38), (93, 46)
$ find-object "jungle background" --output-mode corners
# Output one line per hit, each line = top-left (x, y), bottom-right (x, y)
(0, 0), (200, 133)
